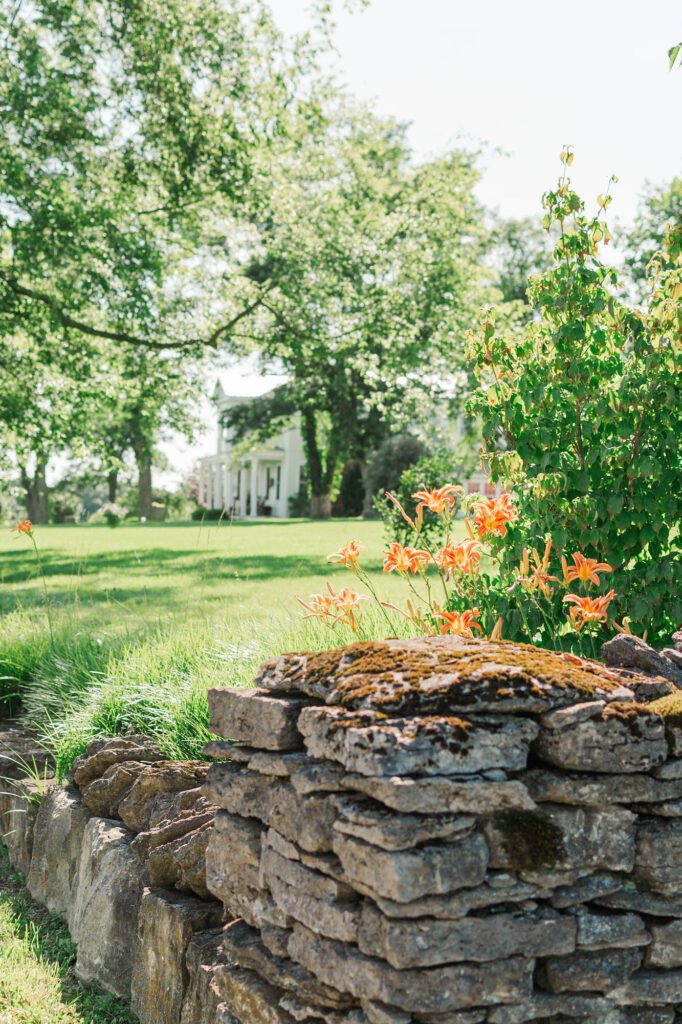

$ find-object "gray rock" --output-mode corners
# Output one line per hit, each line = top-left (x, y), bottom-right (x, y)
(610, 968), (682, 1003)
(0, 722), (53, 780)
(119, 762), (209, 833)
(597, 886), (682, 917)
(180, 927), (225, 1024)
(602, 634), (682, 685)
(132, 803), (216, 862)
(71, 817), (148, 997)
(27, 784), (91, 930)
(635, 819), (682, 895)
(332, 830), (488, 903)
(645, 920), (682, 967)
(538, 948), (642, 994)
(339, 773), (536, 815)
(148, 787), (208, 827)
(290, 760), (347, 795)
(551, 872), (623, 908)
(204, 764), (336, 853)
(80, 760), (148, 818)
(486, 994), (615, 1022)
(287, 923), (533, 1013)
(147, 819), (214, 898)
(72, 736), (164, 787)
(298, 706), (538, 777)
(0, 775), (43, 874)
(357, 903), (576, 968)
(331, 794), (474, 851)
(375, 873), (548, 920)
(212, 965), (294, 1024)
(131, 887), (223, 1024)
(523, 769), (682, 806)
(248, 751), (309, 777)
(535, 703), (667, 773)
(255, 636), (636, 714)
(573, 907), (650, 949)
(672, 630), (682, 652)
(208, 687), (309, 750)
(661, 648), (682, 670)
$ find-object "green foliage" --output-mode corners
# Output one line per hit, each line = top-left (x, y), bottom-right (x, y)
(669, 43), (682, 70)
(336, 460), (365, 517)
(488, 216), (552, 307)
(623, 177), (682, 293)
(468, 153), (682, 643)
(377, 448), (474, 547)
(365, 435), (428, 505)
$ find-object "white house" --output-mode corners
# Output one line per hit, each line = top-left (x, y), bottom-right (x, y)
(197, 383), (306, 518)
(198, 381), (500, 519)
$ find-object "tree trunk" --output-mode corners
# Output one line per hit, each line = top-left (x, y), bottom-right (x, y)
(134, 445), (153, 519)
(310, 493), (332, 519)
(302, 409), (333, 519)
(107, 468), (118, 504)
(21, 461), (49, 524)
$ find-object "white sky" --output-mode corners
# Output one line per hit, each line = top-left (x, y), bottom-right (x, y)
(161, 0), (681, 484)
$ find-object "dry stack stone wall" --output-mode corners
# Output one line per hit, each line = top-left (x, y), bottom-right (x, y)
(204, 634), (682, 1024)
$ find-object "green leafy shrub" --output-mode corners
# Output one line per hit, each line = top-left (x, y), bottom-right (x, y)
(366, 435), (427, 510)
(467, 151), (682, 643)
(377, 448), (475, 546)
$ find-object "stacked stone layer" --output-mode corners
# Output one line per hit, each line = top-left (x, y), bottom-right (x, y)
(204, 634), (682, 1023)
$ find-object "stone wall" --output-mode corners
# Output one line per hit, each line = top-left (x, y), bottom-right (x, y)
(203, 634), (682, 1023)
(4, 632), (682, 1023)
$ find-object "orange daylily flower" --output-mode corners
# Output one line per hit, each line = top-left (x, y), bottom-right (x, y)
(296, 586), (368, 631)
(514, 538), (559, 598)
(434, 538), (483, 577)
(385, 491), (418, 531)
(436, 608), (483, 637)
(296, 591), (337, 621)
(472, 493), (518, 539)
(328, 540), (361, 569)
(331, 587), (368, 631)
(562, 552), (613, 587)
(411, 485), (461, 518)
(383, 542), (431, 575)
(563, 589), (616, 632)
(13, 519), (33, 535)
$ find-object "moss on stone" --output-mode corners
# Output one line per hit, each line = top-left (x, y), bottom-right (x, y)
(492, 809), (566, 873)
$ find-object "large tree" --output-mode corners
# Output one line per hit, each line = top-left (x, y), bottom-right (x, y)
(222, 104), (490, 516)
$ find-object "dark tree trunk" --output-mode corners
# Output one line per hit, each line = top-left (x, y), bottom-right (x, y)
(135, 445), (153, 520)
(302, 410), (332, 519)
(21, 461), (49, 524)
(107, 468), (118, 504)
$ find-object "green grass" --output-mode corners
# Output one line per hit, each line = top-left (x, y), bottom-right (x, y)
(0, 519), (459, 772)
(0, 846), (136, 1023)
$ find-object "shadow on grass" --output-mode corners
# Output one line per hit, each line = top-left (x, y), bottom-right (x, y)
(0, 846), (136, 1023)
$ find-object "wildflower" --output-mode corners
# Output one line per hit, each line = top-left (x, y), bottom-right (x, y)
(434, 538), (483, 577)
(328, 540), (361, 569)
(12, 519), (33, 536)
(383, 542), (431, 575)
(472, 493), (518, 539)
(563, 589), (616, 631)
(332, 588), (368, 631)
(385, 491), (417, 531)
(436, 608), (483, 637)
(296, 592), (337, 621)
(562, 552), (613, 587)
(411, 485), (461, 518)
(514, 538), (559, 598)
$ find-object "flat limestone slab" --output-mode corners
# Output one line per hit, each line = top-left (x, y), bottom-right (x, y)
(339, 772), (536, 815)
(208, 688), (309, 750)
(27, 784), (92, 932)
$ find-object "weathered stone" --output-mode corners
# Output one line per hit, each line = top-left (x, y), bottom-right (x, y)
(148, 787), (208, 828)
(672, 630), (682, 652)
(551, 872), (622, 908)
(538, 948), (642, 994)
(298, 706), (538, 777)
(222, 919), (353, 1009)
(255, 637), (636, 714)
(208, 687), (309, 750)
(260, 834), (358, 940)
(205, 764), (336, 852)
(332, 830), (488, 903)
(663, 647), (682, 669)
(602, 634), (682, 686)
(486, 994), (615, 1022)
(485, 805), (636, 874)
(131, 887), (223, 1024)
(212, 965), (294, 1024)
(610, 969), (682, 1004)
(357, 903), (575, 968)
(652, 759), (682, 779)
(132, 804), (216, 862)
(80, 760), (148, 817)
(635, 819), (682, 895)
(597, 886), (682, 917)
(573, 908), (650, 950)
(280, 997), (368, 1023)
(248, 750), (309, 776)
(287, 923), (533, 1013)
(290, 760), (347, 795)
(0, 775), (43, 874)
(180, 927), (225, 1024)
(644, 920), (682, 967)
(524, 769), (682, 806)
(331, 794), (473, 851)
(535, 702), (667, 773)
(375, 873), (548, 920)
(340, 773), (536, 815)
(72, 735), (164, 787)
(71, 817), (148, 997)
(27, 784), (91, 930)
(119, 761), (209, 833)
(147, 820), (213, 898)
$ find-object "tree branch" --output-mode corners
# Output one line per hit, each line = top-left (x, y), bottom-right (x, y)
(0, 272), (266, 351)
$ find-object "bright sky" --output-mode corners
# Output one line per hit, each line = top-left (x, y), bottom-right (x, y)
(162, 0), (681, 484)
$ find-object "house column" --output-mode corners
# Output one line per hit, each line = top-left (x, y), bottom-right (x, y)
(198, 465), (205, 506)
(250, 458), (259, 518)
(225, 466), (233, 516)
(205, 465), (213, 509)
(215, 461), (223, 511)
